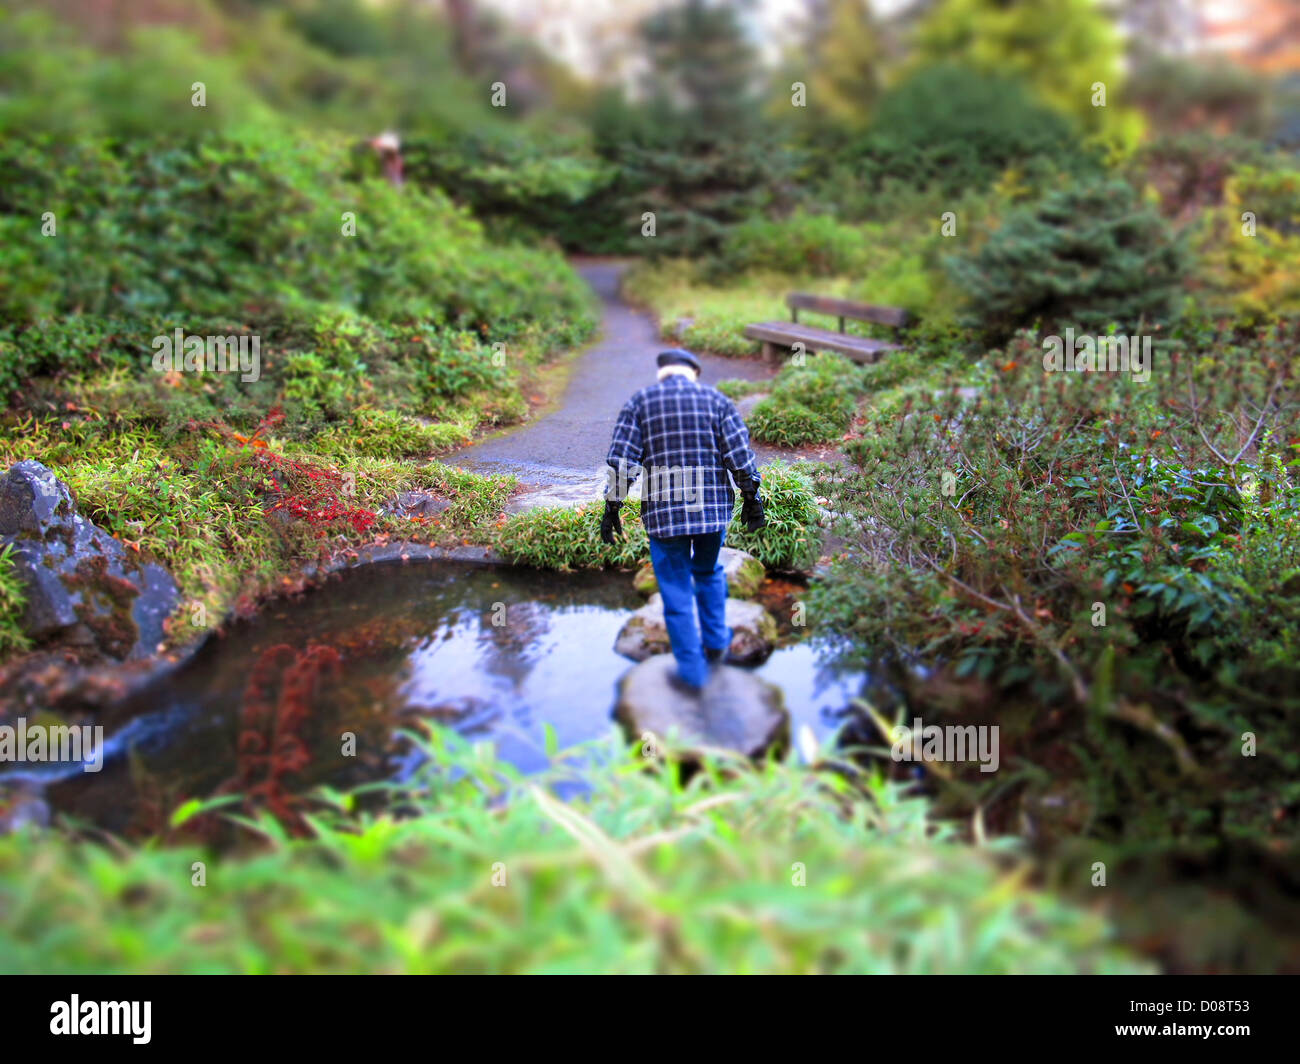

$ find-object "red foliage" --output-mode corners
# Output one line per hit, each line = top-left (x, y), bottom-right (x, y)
(223, 641), (342, 833)
(255, 450), (378, 535)
(190, 404), (378, 536)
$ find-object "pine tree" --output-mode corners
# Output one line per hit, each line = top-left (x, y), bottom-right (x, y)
(947, 179), (1187, 344)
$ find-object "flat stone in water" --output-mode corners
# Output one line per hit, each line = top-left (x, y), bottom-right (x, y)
(615, 654), (788, 759)
(615, 594), (777, 665)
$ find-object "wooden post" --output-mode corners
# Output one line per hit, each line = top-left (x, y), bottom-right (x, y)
(838, 316), (845, 333)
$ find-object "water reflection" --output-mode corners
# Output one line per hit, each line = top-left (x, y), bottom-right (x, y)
(30, 562), (865, 833)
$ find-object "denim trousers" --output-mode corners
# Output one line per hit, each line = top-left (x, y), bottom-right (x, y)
(647, 529), (731, 688)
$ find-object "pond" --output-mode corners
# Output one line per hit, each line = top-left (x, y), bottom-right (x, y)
(15, 561), (866, 835)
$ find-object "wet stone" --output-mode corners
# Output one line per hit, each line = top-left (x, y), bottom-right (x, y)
(615, 593), (777, 665)
(614, 654), (788, 759)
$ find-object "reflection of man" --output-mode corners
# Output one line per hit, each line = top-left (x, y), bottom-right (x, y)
(601, 349), (766, 691)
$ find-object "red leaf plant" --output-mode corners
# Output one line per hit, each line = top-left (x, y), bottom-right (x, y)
(221, 641), (342, 834)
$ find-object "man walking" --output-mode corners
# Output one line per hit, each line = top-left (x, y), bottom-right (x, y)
(601, 348), (766, 691)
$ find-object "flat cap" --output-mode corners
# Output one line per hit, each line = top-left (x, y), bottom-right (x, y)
(656, 348), (702, 374)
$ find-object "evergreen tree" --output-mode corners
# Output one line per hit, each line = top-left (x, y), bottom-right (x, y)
(947, 178), (1187, 344)
(597, 0), (794, 259)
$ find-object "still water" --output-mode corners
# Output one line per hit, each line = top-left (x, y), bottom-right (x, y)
(28, 562), (864, 833)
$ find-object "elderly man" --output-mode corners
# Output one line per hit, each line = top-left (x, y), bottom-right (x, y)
(601, 348), (765, 691)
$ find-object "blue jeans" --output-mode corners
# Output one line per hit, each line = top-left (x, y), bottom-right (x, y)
(647, 530), (730, 688)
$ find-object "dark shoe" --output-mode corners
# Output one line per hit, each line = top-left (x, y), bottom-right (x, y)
(667, 669), (704, 696)
(704, 646), (725, 663)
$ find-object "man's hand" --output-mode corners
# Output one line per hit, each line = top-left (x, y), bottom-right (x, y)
(741, 491), (766, 533)
(600, 500), (623, 545)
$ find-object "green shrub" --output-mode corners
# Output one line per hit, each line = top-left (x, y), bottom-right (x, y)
(824, 63), (1093, 206)
(313, 408), (470, 459)
(947, 178), (1187, 344)
(1188, 160), (1300, 323)
(748, 398), (841, 448)
(720, 210), (870, 277)
(747, 353), (865, 446)
(716, 378), (768, 400)
(729, 462), (824, 571)
(495, 501), (649, 570)
(808, 322), (1300, 842)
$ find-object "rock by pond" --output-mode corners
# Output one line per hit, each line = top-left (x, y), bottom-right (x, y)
(632, 546), (764, 599)
(614, 654), (788, 759)
(614, 593), (778, 665)
(0, 460), (179, 661)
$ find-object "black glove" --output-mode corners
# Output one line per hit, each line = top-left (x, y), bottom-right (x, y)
(600, 500), (623, 545)
(741, 491), (766, 533)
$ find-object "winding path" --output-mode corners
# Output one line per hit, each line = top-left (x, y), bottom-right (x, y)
(449, 260), (784, 510)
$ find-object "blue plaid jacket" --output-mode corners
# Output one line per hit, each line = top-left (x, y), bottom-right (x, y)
(605, 374), (761, 539)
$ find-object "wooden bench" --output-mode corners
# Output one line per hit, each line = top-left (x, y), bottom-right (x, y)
(744, 293), (912, 365)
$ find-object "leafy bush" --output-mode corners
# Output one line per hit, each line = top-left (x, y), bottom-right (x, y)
(720, 210), (871, 277)
(947, 178), (1187, 344)
(748, 399), (841, 448)
(0, 730), (1148, 974)
(909, 3), (1140, 148)
(807, 322), (1300, 842)
(1189, 161), (1300, 323)
(728, 462), (824, 571)
(748, 353), (865, 446)
(313, 408), (471, 459)
(621, 260), (789, 356)
(715, 378), (768, 400)
(496, 501), (649, 570)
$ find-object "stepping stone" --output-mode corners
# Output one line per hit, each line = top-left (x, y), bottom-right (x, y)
(615, 594), (777, 665)
(614, 654), (788, 759)
(632, 546), (765, 599)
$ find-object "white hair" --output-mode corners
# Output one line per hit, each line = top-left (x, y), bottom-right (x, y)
(657, 364), (699, 382)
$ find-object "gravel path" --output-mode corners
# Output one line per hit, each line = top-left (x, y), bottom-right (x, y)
(448, 259), (785, 510)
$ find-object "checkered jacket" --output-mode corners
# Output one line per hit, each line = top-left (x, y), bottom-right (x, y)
(605, 374), (761, 539)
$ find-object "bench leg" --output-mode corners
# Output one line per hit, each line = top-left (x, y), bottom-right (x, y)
(761, 341), (779, 364)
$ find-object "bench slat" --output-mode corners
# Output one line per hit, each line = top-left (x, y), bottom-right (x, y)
(787, 292), (911, 329)
(743, 321), (902, 364)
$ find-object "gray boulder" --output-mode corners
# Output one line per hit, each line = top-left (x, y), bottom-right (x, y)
(615, 654), (788, 759)
(0, 460), (179, 660)
(615, 592), (777, 665)
(632, 547), (765, 599)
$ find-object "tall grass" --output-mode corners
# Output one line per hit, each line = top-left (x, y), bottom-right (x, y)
(0, 729), (1150, 974)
